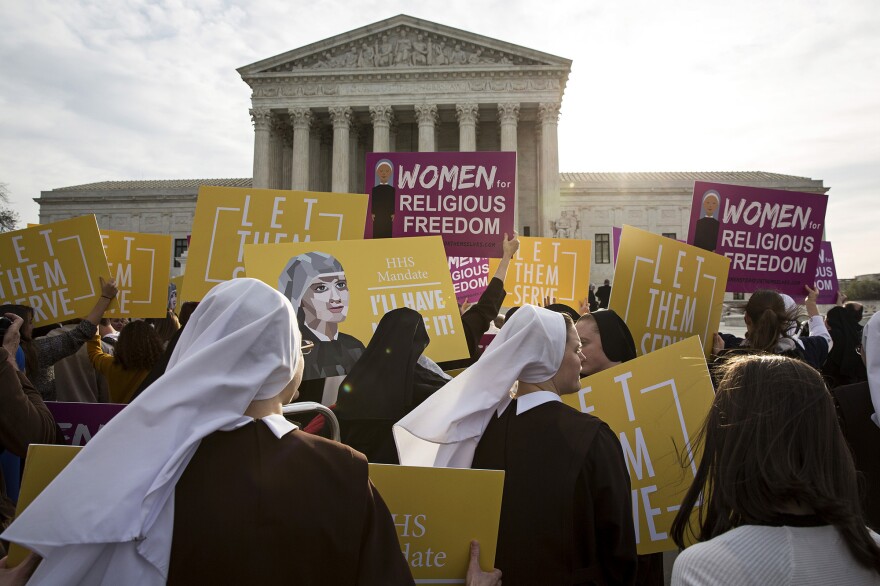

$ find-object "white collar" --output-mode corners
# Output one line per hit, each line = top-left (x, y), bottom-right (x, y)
(221, 414), (298, 438)
(516, 390), (561, 415)
(306, 324), (337, 342)
(497, 390), (561, 416)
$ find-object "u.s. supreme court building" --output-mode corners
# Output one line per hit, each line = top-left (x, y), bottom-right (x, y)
(35, 15), (828, 286)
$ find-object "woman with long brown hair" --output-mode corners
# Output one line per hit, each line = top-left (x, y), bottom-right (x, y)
(670, 354), (880, 584)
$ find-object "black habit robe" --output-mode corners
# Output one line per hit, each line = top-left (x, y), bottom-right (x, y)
(168, 422), (414, 585)
(371, 183), (395, 239)
(471, 400), (638, 586)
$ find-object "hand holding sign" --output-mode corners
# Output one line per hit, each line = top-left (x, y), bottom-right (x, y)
(466, 540), (502, 586)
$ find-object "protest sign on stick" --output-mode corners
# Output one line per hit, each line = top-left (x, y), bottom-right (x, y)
(686, 181), (827, 295)
(244, 236), (469, 381)
(814, 242), (839, 304)
(369, 464), (504, 583)
(610, 226), (729, 357)
(488, 236), (591, 311)
(0, 216), (112, 326)
(186, 186), (368, 300)
(100, 230), (172, 318)
(563, 336), (715, 555)
(365, 152), (516, 258)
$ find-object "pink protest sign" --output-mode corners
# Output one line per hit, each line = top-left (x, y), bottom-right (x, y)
(686, 182), (828, 295)
(448, 256), (490, 303)
(46, 402), (125, 446)
(814, 242), (839, 304)
(364, 152), (517, 258)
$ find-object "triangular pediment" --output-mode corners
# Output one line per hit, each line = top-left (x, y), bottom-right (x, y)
(238, 15), (570, 76)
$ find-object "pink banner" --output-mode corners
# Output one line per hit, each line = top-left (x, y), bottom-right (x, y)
(448, 256), (490, 304)
(364, 152), (517, 258)
(46, 402), (125, 446)
(686, 182), (828, 295)
(612, 226), (622, 266)
(814, 241), (839, 304)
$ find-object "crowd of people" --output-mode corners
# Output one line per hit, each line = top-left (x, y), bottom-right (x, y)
(0, 232), (878, 585)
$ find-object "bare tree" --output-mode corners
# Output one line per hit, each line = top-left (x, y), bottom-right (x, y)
(0, 183), (20, 232)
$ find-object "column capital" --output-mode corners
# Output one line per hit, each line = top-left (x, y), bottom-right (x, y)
(369, 105), (395, 126)
(329, 106), (352, 129)
(288, 107), (313, 130)
(415, 103), (438, 126)
(538, 102), (561, 125)
(250, 107), (272, 131)
(497, 102), (520, 124)
(455, 103), (479, 125)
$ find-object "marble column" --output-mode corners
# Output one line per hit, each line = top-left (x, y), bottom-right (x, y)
(281, 132), (293, 190)
(456, 103), (479, 152)
(498, 102), (520, 229)
(267, 117), (285, 190)
(309, 121), (321, 191)
(415, 104), (438, 152)
(250, 108), (272, 189)
(288, 107), (312, 191)
(348, 123), (360, 193)
(370, 105), (394, 152)
(329, 106), (352, 193)
(538, 102), (561, 237)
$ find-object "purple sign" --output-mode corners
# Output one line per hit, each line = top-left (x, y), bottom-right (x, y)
(364, 152), (517, 258)
(46, 402), (125, 446)
(686, 182), (828, 295)
(814, 241), (839, 304)
(448, 256), (490, 303)
(612, 226), (622, 266)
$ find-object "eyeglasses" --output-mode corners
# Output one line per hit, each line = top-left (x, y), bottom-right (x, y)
(301, 340), (315, 355)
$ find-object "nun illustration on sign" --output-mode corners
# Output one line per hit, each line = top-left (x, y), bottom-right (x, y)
(279, 252), (365, 384)
(370, 159), (396, 239)
(693, 189), (722, 252)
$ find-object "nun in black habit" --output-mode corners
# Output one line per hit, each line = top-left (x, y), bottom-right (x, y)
(335, 307), (449, 464)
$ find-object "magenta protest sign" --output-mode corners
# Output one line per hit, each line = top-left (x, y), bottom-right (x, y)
(46, 402), (125, 446)
(364, 152), (516, 258)
(612, 226), (622, 266)
(448, 256), (490, 303)
(686, 182), (828, 295)
(814, 242), (839, 304)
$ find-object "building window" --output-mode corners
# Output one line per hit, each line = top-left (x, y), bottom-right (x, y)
(662, 232), (677, 240)
(733, 292), (745, 300)
(595, 233), (610, 264)
(173, 238), (189, 268)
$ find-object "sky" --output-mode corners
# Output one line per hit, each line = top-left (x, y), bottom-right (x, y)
(1, 0), (878, 277)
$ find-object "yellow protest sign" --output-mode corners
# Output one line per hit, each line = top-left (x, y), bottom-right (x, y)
(488, 236), (591, 310)
(245, 236), (468, 381)
(369, 464), (504, 583)
(562, 336), (714, 554)
(99, 229), (172, 318)
(8, 444), (83, 566)
(610, 225), (729, 357)
(186, 186), (369, 300)
(0, 216), (112, 326)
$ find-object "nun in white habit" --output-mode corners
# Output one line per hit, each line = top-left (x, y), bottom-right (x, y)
(2, 278), (413, 585)
(394, 304), (638, 584)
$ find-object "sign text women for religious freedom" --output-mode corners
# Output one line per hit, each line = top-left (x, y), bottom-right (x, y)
(186, 186), (368, 300)
(364, 152), (516, 258)
(0, 216), (112, 326)
(686, 182), (828, 296)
